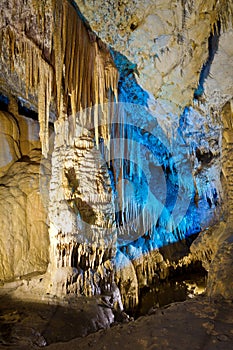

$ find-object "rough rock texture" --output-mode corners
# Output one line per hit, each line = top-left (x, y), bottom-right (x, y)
(207, 238), (233, 299)
(46, 296), (233, 350)
(0, 107), (49, 281)
(0, 0), (233, 315)
(0, 285), (115, 348)
(189, 96), (233, 299)
(0, 0), (119, 290)
(46, 116), (117, 297)
(76, 0), (233, 111)
(0, 110), (20, 177)
(0, 0), (118, 156)
(221, 100), (233, 225)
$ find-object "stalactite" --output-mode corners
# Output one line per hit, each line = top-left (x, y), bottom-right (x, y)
(0, 26), (53, 157)
(38, 58), (52, 157)
(50, 0), (119, 150)
(215, 0), (233, 31)
(0, 0), (119, 158)
(0, 0), (120, 297)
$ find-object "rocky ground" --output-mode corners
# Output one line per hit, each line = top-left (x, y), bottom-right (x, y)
(0, 276), (233, 350)
(46, 296), (233, 350)
(0, 287), (115, 349)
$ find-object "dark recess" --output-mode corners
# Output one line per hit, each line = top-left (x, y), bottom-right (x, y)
(194, 21), (221, 99)
(0, 93), (9, 111)
(18, 100), (39, 121)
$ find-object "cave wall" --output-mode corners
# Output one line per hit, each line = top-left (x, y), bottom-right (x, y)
(0, 105), (49, 280)
(76, 0), (233, 111)
(0, 0), (118, 285)
(0, 0), (233, 308)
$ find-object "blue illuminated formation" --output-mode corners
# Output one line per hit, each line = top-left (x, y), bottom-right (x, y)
(110, 49), (149, 106)
(103, 51), (221, 261)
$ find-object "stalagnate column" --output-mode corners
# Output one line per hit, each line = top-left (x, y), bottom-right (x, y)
(44, 0), (120, 298)
(0, 0), (123, 303)
(47, 117), (117, 297)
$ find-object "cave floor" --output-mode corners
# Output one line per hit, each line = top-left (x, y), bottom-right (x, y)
(0, 292), (233, 350)
(0, 290), (115, 349)
(46, 296), (233, 350)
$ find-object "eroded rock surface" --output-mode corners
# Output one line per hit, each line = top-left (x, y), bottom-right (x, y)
(76, 0), (233, 111)
(0, 109), (49, 281)
(0, 0), (233, 315)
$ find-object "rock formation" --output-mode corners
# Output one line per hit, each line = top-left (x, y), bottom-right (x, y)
(0, 0), (233, 315)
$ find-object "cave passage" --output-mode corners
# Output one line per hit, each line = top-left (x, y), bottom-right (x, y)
(136, 266), (207, 317)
